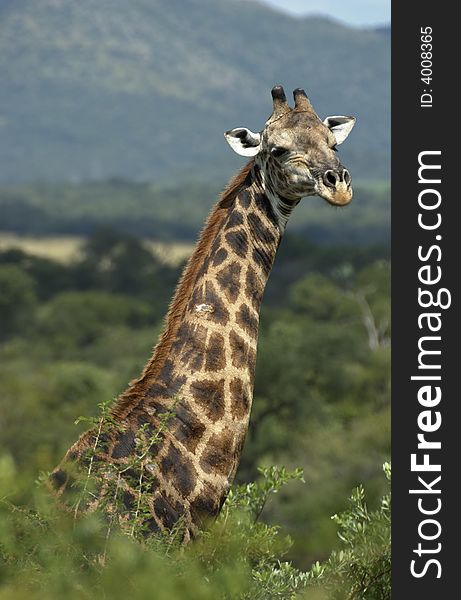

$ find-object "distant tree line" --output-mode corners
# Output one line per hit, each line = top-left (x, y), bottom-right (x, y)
(0, 180), (390, 245)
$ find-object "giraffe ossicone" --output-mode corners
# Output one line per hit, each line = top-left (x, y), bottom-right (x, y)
(50, 86), (356, 541)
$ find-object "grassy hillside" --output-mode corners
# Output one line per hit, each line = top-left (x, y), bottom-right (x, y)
(0, 0), (390, 183)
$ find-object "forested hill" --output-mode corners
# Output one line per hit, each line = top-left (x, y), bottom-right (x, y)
(0, 0), (390, 184)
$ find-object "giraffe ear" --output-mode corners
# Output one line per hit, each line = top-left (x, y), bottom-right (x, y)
(224, 128), (261, 157)
(323, 116), (356, 145)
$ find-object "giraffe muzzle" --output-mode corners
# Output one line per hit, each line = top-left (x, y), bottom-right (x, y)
(317, 168), (353, 206)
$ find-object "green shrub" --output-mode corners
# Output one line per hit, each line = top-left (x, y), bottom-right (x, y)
(36, 291), (153, 350)
(0, 461), (391, 600)
(304, 463), (391, 599)
(0, 264), (37, 339)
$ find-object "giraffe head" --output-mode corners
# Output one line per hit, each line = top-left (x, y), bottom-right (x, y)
(225, 85), (355, 206)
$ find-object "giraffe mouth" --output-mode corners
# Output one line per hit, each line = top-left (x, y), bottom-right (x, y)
(315, 179), (353, 206)
(316, 186), (353, 206)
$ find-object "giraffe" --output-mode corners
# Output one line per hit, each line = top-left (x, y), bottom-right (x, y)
(50, 86), (356, 540)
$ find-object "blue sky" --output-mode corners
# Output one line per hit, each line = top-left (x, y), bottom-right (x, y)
(260, 0), (390, 26)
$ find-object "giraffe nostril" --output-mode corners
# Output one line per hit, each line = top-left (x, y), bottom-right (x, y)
(323, 170), (339, 188)
(343, 169), (351, 187)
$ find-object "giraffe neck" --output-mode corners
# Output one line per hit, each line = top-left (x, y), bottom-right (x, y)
(114, 161), (292, 418)
(53, 162), (297, 538)
(122, 165), (285, 527)
(256, 166), (301, 231)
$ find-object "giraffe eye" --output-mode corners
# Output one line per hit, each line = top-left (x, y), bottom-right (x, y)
(271, 146), (288, 158)
(331, 145), (338, 152)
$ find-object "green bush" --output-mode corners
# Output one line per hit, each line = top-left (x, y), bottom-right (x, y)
(0, 236), (390, 592)
(304, 463), (391, 599)
(0, 460), (390, 600)
(0, 264), (37, 339)
(36, 291), (153, 351)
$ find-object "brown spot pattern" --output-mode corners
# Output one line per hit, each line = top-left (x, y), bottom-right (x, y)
(190, 284), (205, 308)
(196, 255), (211, 280)
(236, 304), (258, 338)
(190, 481), (222, 525)
(212, 247), (228, 267)
(172, 323), (193, 354)
(205, 332), (226, 372)
(203, 281), (229, 325)
(247, 211), (277, 245)
(210, 233), (224, 256)
(112, 430), (136, 459)
(147, 359), (186, 398)
(190, 378), (225, 422)
(237, 189), (252, 209)
(225, 209), (244, 230)
(174, 401), (206, 452)
(215, 262), (241, 304)
(160, 443), (197, 498)
(254, 191), (278, 227)
(200, 429), (236, 476)
(229, 330), (256, 372)
(252, 246), (274, 276)
(178, 323), (207, 371)
(229, 378), (251, 420)
(143, 517), (162, 535)
(153, 494), (181, 530)
(225, 230), (248, 259)
(50, 469), (67, 490)
(122, 490), (136, 512)
(245, 266), (263, 310)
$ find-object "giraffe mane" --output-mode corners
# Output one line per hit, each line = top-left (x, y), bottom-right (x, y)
(111, 159), (254, 420)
